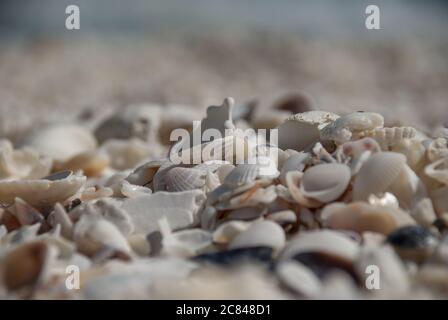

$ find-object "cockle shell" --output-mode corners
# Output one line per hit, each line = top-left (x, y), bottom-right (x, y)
(0, 170), (86, 206)
(320, 111), (384, 144)
(18, 123), (97, 163)
(424, 157), (448, 185)
(356, 127), (417, 150)
(0, 139), (52, 180)
(229, 220), (286, 251)
(353, 152), (407, 201)
(164, 167), (206, 192)
(223, 164), (260, 188)
(277, 111), (339, 151)
(299, 163), (351, 203)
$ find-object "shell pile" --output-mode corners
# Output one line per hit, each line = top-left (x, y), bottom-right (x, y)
(1, 97), (448, 299)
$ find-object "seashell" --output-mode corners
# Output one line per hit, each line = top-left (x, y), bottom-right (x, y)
(387, 225), (438, 263)
(94, 104), (162, 144)
(337, 137), (381, 175)
(200, 206), (218, 230)
(321, 202), (399, 235)
(391, 138), (426, 172)
(119, 180), (152, 198)
(223, 164), (260, 188)
(125, 158), (168, 186)
(277, 111), (339, 151)
(280, 230), (359, 262)
(426, 138), (448, 163)
(0, 208), (21, 232)
(228, 220), (286, 251)
(55, 151), (108, 177)
(159, 218), (212, 258)
(429, 185), (448, 215)
(100, 138), (161, 171)
(279, 152), (310, 184)
(217, 184), (277, 211)
(80, 186), (113, 202)
(121, 190), (206, 235)
(357, 127), (417, 150)
(276, 261), (321, 297)
(299, 163), (351, 203)
(2, 241), (56, 291)
(127, 234), (150, 256)
(47, 203), (73, 239)
(0, 139), (52, 180)
(194, 160), (231, 174)
(266, 210), (297, 227)
(204, 171), (221, 192)
(320, 111), (384, 144)
(164, 167), (206, 192)
(215, 164), (235, 183)
(18, 123), (97, 163)
(212, 220), (252, 245)
(410, 198), (437, 228)
(0, 170), (86, 206)
(285, 171), (322, 208)
(424, 157), (448, 185)
(12, 197), (45, 227)
(73, 215), (132, 257)
(224, 206), (267, 221)
(353, 152), (407, 201)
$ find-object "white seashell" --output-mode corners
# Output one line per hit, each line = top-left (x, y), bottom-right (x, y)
(121, 190), (206, 235)
(212, 220), (252, 245)
(215, 164), (235, 183)
(127, 234), (150, 256)
(320, 111), (384, 144)
(411, 198), (437, 228)
(277, 111), (339, 151)
(165, 167), (206, 192)
(299, 163), (351, 203)
(120, 180), (152, 198)
(100, 138), (162, 171)
(276, 261), (321, 297)
(217, 184), (277, 210)
(80, 186), (113, 202)
(279, 152), (310, 184)
(424, 157), (448, 185)
(18, 123), (97, 163)
(94, 104), (162, 144)
(357, 127), (417, 150)
(0, 139), (52, 180)
(204, 171), (221, 192)
(73, 215), (132, 257)
(223, 164), (260, 187)
(0, 170), (86, 206)
(228, 220), (286, 251)
(266, 210), (297, 226)
(280, 230), (359, 262)
(353, 152), (407, 201)
(391, 138), (426, 172)
(126, 158), (168, 186)
(337, 137), (380, 175)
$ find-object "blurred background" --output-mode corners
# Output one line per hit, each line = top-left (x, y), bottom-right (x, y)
(0, 0), (447, 136)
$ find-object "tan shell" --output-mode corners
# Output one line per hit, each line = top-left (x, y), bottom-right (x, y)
(0, 139), (52, 180)
(424, 157), (448, 185)
(18, 123), (97, 163)
(353, 152), (407, 201)
(56, 151), (108, 177)
(126, 159), (168, 186)
(357, 127), (417, 150)
(228, 220), (286, 251)
(47, 203), (73, 239)
(429, 185), (448, 215)
(212, 220), (252, 245)
(391, 138), (426, 172)
(285, 171), (322, 208)
(0, 170), (86, 206)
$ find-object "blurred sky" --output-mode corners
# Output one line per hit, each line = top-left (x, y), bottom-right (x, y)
(0, 0), (447, 40)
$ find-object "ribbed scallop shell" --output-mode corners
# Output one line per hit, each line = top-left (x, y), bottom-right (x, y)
(0, 170), (86, 206)
(300, 163), (351, 203)
(165, 167), (206, 192)
(358, 127), (417, 150)
(353, 152), (407, 201)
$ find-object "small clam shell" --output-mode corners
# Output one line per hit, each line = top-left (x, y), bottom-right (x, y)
(353, 152), (407, 201)
(300, 163), (351, 203)
(320, 111), (384, 144)
(266, 210), (297, 226)
(228, 220), (286, 251)
(276, 261), (321, 297)
(285, 171), (322, 208)
(126, 159), (168, 186)
(424, 157), (448, 185)
(165, 167), (206, 192)
(120, 180), (152, 198)
(0, 170), (86, 206)
(18, 123), (97, 163)
(212, 220), (252, 245)
(223, 164), (260, 188)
